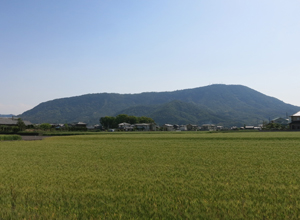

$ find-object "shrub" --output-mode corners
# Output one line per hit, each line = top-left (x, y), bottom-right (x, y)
(0, 135), (22, 141)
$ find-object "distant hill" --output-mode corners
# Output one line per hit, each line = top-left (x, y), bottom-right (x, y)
(20, 84), (300, 127)
(0, 114), (15, 118)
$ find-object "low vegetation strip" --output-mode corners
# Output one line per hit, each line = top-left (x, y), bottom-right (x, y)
(0, 135), (21, 141)
(1, 132), (300, 218)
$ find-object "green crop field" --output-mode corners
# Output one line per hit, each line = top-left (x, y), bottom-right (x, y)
(1, 132), (300, 219)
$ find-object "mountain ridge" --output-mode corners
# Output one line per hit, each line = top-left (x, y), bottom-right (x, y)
(19, 84), (300, 127)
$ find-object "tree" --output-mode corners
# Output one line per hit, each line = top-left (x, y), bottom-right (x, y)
(100, 116), (116, 129)
(17, 118), (26, 131)
(100, 115), (155, 129)
(128, 115), (138, 124)
(63, 124), (69, 131)
(138, 116), (154, 123)
(39, 123), (52, 131)
(115, 114), (130, 125)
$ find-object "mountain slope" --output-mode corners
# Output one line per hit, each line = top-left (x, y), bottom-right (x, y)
(116, 100), (229, 126)
(20, 84), (300, 126)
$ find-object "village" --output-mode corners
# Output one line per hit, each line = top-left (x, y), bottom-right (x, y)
(1, 111), (300, 133)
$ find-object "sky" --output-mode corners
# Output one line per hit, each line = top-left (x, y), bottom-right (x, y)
(1, 0), (300, 114)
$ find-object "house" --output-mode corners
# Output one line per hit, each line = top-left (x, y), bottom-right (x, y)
(187, 124), (198, 131)
(0, 117), (32, 126)
(173, 124), (179, 130)
(118, 122), (134, 131)
(271, 117), (289, 126)
(179, 125), (187, 131)
(134, 123), (156, 131)
(162, 124), (173, 131)
(216, 126), (224, 131)
(87, 124), (102, 130)
(51, 124), (65, 129)
(68, 122), (87, 130)
(69, 122), (87, 128)
(94, 124), (102, 129)
(201, 124), (216, 131)
(289, 111), (300, 130)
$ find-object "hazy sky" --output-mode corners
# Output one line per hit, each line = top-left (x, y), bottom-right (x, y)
(1, 0), (299, 114)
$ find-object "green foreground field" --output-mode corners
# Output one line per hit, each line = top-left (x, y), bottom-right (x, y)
(1, 132), (300, 219)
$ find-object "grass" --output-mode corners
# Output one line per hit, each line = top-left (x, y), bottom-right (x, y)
(1, 132), (300, 219)
(0, 135), (21, 141)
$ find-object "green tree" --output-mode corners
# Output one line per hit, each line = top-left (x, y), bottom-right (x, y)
(100, 116), (116, 129)
(128, 115), (138, 124)
(138, 116), (154, 123)
(63, 124), (69, 131)
(39, 123), (52, 131)
(17, 118), (26, 131)
(115, 114), (130, 125)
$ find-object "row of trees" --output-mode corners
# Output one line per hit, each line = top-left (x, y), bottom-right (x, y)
(100, 114), (155, 129)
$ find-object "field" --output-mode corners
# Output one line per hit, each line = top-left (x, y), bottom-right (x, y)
(1, 132), (300, 219)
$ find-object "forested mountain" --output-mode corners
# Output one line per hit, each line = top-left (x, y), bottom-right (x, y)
(116, 100), (230, 126)
(19, 84), (300, 127)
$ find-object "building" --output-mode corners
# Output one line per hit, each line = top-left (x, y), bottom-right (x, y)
(216, 126), (224, 131)
(270, 117), (289, 126)
(69, 122), (87, 128)
(179, 125), (187, 131)
(162, 124), (173, 131)
(289, 111), (300, 130)
(118, 122), (134, 131)
(173, 124), (179, 130)
(67, 122), (87, 131)
(0, 117), (32, 126)
(187, 124), (198, 131)
(201, 124), (216, 131)
(134, 123), (156, 131)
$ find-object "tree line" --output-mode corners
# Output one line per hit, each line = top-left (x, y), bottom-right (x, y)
(100, 114), (154, 129)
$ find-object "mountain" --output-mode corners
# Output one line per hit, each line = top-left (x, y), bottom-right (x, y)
(0, 114), (15, 118)
(19, 84), (300, 127)
(116, 100), (230, 126)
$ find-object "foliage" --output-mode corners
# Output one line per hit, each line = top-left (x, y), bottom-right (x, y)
(99, 116), (116, 129)
(39, 123), (52, 131)
(0, 125), (19, 133)
(17, 118), (26, 131)
(0, 135), (21, 141)
(1, 132), (300, 218)
(19, 84), (300, 127)
(264, 122), (288, 130)
(100, 114), (154, 129)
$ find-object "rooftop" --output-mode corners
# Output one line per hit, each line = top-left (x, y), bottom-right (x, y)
(0, 117), (32, 126)
(291, 111), (300, 117)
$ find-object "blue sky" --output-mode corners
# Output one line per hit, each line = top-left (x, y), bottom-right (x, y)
(1, 0), (299, 114)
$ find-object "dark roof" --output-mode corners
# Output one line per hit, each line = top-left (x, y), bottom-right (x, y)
(0, 117), (32, 126)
